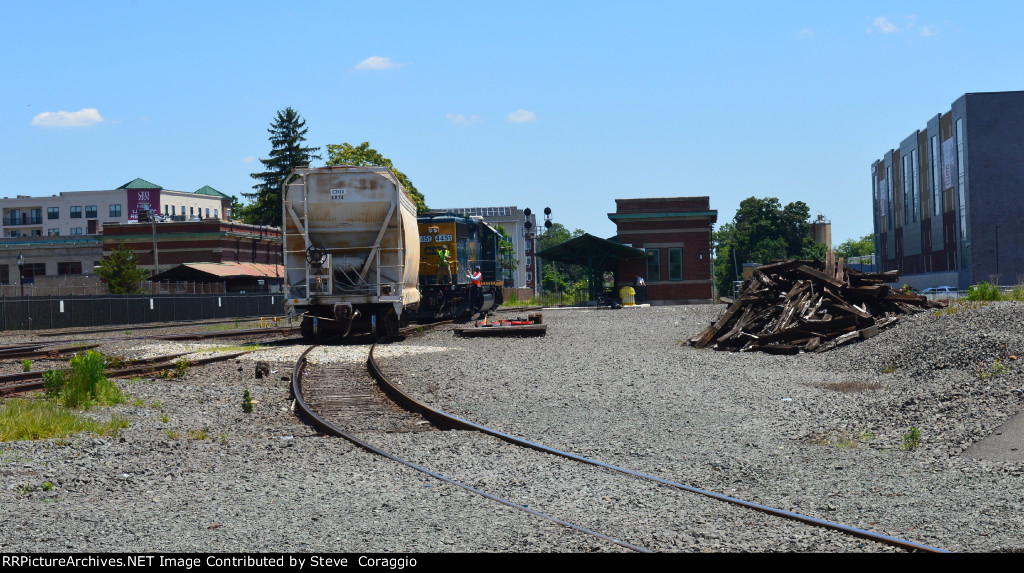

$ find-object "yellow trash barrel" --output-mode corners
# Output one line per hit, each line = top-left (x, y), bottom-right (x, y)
(619, 286), (636, 306)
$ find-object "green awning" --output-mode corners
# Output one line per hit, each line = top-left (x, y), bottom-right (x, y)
(536, 233), (645, 301)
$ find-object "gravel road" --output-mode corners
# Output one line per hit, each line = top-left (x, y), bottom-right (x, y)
(2, 303), (1023, 553)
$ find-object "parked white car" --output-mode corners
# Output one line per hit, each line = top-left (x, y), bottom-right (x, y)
(921, 286), (958, 299)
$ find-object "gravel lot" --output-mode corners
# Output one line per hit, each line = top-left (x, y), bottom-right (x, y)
(2, 304), (1023, 553)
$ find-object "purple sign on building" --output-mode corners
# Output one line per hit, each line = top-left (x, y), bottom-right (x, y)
(128, 189), (161, 221)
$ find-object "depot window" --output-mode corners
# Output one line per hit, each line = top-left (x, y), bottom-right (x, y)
(668, 248), (683, 281)
(70, 206), (82, 219)
(110, 204), (122, 217)
(646, 248), (661, 282)
(85, 205), (97, 218)
(47, 207), (59, 219)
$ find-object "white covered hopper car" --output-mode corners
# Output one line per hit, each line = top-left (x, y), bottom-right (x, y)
(282, 166), (420, 340)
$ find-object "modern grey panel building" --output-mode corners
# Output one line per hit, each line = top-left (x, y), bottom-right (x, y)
(871, 91), (1024, 290)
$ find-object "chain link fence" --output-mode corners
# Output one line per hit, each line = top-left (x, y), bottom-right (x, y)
(0, 293), (285, 332)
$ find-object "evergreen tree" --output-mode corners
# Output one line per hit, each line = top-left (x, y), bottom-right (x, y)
(96, 245), (150, 294)
(246, 108), (321, 226)
(325, 142), (427, 214)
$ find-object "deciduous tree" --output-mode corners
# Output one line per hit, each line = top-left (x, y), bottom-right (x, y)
(835, 234), (875, 260)
(325, 142), (427, 214)
(714, 197), (823, 295)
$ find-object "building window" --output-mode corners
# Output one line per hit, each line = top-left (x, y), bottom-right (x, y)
(30, 230), (41, 236)
(70, 227), (83, 235)
(23, 263), (46, 279)
(525, 256), (531, 267)
(47, 207), (59, 220)
(646, 248), (661, 282)
(85, 205), (97, 218)
(70, 206), (82, 219)
(214, 208), (219, 218)
(47, 229), (59, 236)
(0, 265), (7, 285)
(110, 204), (122, 217)
(526, 272), (533, 282)
(668, 248), (683, 281)
(930, 135), (941, 216)
(911, 149), (919, 223)
(205, 208), (210, 218)
(58, 262), (83, 275)
(886, 166), (893, 231)
(956, 118), (967, 239)
(9, 231), (20, 238)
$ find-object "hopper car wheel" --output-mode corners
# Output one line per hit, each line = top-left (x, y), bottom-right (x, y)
(300, 315), (325, 342)
(373, 309), (400, 341)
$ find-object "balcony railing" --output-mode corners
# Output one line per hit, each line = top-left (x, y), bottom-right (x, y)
(3, 215), (43, 226)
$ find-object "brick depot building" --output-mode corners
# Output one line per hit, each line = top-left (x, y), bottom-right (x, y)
(608, 197), (717, 304)
(101, 220), (282, 272)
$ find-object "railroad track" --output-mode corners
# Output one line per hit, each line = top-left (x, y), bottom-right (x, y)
(0, 351), (251, 397)
(292, 341), (951, 553)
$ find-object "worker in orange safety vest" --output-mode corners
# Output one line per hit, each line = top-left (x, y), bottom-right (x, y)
(468, 266), (483, 312)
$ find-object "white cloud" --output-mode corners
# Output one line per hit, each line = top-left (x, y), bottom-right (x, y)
(870, 15), (933, 35)
(243, 156), (256, 163)
(354, 56), (409, 70)
(31, 108), (104, 127)
(872, 16), (899, 33)
(446, 113), (482, 125)
(507, 109), (536, 123)
(798, 28), (814, 37)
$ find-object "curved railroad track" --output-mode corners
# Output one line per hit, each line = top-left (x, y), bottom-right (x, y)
(292, 339), (950, 553)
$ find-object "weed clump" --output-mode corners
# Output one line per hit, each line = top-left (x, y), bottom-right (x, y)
(242, 388), (254, 413)
(902, 427), (922, 451)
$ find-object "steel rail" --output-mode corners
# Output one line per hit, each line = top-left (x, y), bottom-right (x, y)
(366, 345), (950, 554)
(290, 344), (652, 553)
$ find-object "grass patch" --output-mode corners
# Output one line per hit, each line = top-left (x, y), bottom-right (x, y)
(0, 398), (129, 441)
(197, 344), (263, 353)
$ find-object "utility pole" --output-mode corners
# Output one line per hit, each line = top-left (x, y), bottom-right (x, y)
(140, 209), (159, 275)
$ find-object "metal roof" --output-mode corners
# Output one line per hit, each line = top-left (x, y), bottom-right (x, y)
(193, 185), (230, 198)
(536, 233), (645, 267)
(150, 262), (281, 281)
(117, 178), (163, 190)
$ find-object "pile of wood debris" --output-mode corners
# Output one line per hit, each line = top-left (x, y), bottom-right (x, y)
(690, 254), (945, 354)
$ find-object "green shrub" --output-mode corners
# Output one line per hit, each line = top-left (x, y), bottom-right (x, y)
(42, 370), (66, 399)
(64, 350), (123, 409)
(965, 281), (1002, 302)
(21, 360), (32, 372)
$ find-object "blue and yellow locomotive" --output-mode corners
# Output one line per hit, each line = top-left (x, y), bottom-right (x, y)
(417, 213), (504, 321)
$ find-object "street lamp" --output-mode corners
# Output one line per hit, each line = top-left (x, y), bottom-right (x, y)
(16, 252), (24, 296)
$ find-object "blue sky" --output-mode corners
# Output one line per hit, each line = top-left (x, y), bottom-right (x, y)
(4, 1), (1023, 247)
